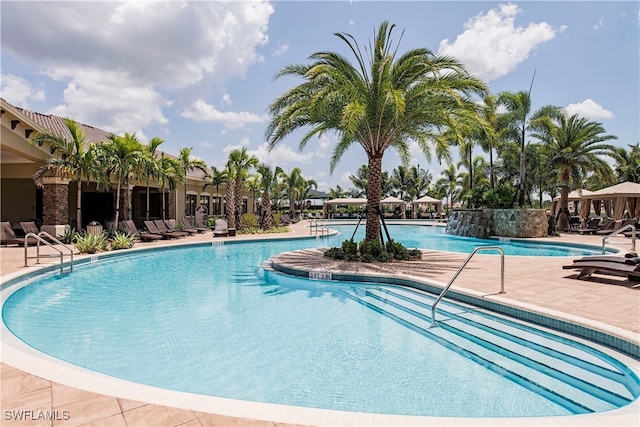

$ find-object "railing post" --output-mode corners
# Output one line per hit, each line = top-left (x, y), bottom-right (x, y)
(432, 246), (505, 327)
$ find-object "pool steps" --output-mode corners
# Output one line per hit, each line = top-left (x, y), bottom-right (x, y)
(341, 285), (639, 415)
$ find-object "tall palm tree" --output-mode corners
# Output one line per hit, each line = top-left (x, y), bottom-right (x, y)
(279, 167), (306, 217)
(97, 133), (145, 231)
(158, 154), (181, 221)
(142, 137), (164, 222)
(228, 147), (258, 225)
(177, 147), (208, 218)
(30, 118), (100, 230)
(328, 185), (347, 199)
(436, 163), (462, 211)
(408, 165), (432, 200)
(203, 166), (228, 216)
(390, 165), (412, 201)
(531, 112), (617, 230)
(266, 21), (487, 242)
(224, 162), (236, 227)
(256, 163), (283, 229)
(349, 165), (369, 197)
(476, 94), (500, 189)
(612, 143), (640, 183)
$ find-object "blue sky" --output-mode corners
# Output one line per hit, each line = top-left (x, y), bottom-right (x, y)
(2, 1), (638, 192)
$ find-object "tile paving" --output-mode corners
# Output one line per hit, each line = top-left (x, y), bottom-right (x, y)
(1, 220), (639, 426)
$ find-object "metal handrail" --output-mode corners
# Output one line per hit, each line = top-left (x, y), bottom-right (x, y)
(431, 246), (505, 327)
(601, 224), (636, 254)
(309, 218), (329, 237)
(24, 231), (74, 274)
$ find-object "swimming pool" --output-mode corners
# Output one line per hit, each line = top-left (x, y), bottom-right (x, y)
(330, 223), (613, 256)
(2, 231), (638, 420)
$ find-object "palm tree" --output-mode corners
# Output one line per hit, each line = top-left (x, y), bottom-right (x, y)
(476, 94), (500, 189)
(349, 165), (369, 197)
(224, 163), (236, 227)
(158, 154), (181, 221)
(328, 185), (347, 199)
(531, 112), (617, 230)
(177, 147), (208, 218)
(30, 118), (100, 230)
(228, 147), (258, 225)
(256, 163), (283, 229)
(436, 163), (462, 211)
(97, 133), (145, 231)
(408, 165), (432, 200)
(390, 165), (412, 201)
(203, 166), (228, 216)
(266, 21), (487, 242)
(612, 143), (640, 183)
(279, 167), (306, 217)
(142, 137), (164, 222)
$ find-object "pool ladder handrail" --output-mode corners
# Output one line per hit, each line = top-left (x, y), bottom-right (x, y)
(309, 218), (329, 237)
(601, 224), (636, 254)
(24, 231), (74, 274)
(431, 246), (505, 327)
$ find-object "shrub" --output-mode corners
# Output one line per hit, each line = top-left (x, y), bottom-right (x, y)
(62, 227), (78, 244)
(74, 232), (109, 254)
(272, 212), (283, 227)
(548, 215), (559, 237)
(484, 184), (516, 209)
(324, 238), (421, 263)
(240, 213), (259, 233)
(110, 231), (135, 250)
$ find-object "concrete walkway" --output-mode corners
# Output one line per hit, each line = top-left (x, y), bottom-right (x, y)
(1, 221), (639, 426)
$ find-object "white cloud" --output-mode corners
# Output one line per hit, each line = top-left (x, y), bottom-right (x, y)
(593, 17), (604, 30)
(1, 1), (273, 132)
(273, 44), (289, 56)
(251, 142), (314, 166)
(0, 74), (45, 106)
(180, 99), (267, 129)
(565, 99), (614, 120)
(438, 3), (559, 81)
(221, 94), (232, 105)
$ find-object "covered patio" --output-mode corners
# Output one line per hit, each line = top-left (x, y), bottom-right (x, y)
(580, 182), (640, 227)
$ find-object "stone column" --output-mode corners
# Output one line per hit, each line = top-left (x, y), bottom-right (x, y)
(167, 191), (176, 220)
(42, 177), (70, 226)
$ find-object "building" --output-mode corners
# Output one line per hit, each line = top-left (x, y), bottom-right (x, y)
(1, 98), (255, 234)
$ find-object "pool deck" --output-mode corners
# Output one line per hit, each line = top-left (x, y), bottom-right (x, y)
(1, 220), (639, 426)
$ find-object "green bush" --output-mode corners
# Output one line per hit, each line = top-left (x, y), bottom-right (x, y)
(74, 232), (109, 254)
(62, 227), (78, 244)
(239, 213), (259, 233)
(484, 184), (516, 209)
(110, 231), (135, 250)
(272, 212), (283, 227)
(324, 238), (422, 263)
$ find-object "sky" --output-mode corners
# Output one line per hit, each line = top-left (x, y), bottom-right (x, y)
(2, 0), (638, 193)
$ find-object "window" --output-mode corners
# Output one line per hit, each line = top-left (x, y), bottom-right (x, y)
(186, 194), (197, 217)
(199, 195), (210, 213)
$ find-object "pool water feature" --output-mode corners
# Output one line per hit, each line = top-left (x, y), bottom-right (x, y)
(2, 231), (638, 419)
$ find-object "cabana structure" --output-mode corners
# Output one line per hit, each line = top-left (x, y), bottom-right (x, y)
(551, 189), (594, 217)
(411, 195), (443, 219)
(580, 182), (640, 226)
(380, 196), (406, 219)
(322, 198), (367, 219)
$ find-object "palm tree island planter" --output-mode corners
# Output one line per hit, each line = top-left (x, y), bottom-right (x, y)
(445, 209), (548, 239)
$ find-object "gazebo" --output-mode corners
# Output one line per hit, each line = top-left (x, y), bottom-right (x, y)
(411, 195), (443, 219)
(581, 182), (640, 224)
(322, 198), (367, 219)
(380, 196), (406, 219)
(551, 189), (594, 218)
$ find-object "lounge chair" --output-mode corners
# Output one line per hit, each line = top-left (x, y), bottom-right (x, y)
(563, 254), (640, 282)
(19, 221), (56, 242)
(1, 222), (38, 246)
(179, 218), (206, 234)
(571, 217), (601, 235)
(595, 219), (616, 235)
(120, 220), (163, 242)
(144, 220), (183, 239)
(159, 219), (195, 236)
(213, 218), (229, 237)
(280, 214), (292, 225)
(153, 220), (190, 237)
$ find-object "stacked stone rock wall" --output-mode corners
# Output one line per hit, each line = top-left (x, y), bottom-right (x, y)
(43, 183), (69, 225)
(445, 209), (548, 238)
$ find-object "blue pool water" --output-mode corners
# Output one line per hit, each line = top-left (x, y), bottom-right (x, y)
(2, 227), (638, 418)
(330, 224), (610, 256)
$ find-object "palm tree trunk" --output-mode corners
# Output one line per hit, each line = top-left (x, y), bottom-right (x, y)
(114, 181), (121, 232)
(518, 128), (526, 207)
(146, 177), (150, 221)
(234, 174), (243, 227)
(226, 177), (236, 228)
(261, 192), (273, 229)
(489, 149), (494, 189)
(76, 182), (82, 231)
(365, 155), (382, 242)
(162, 187), (166, 221)
(558, 169), (571, 231)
